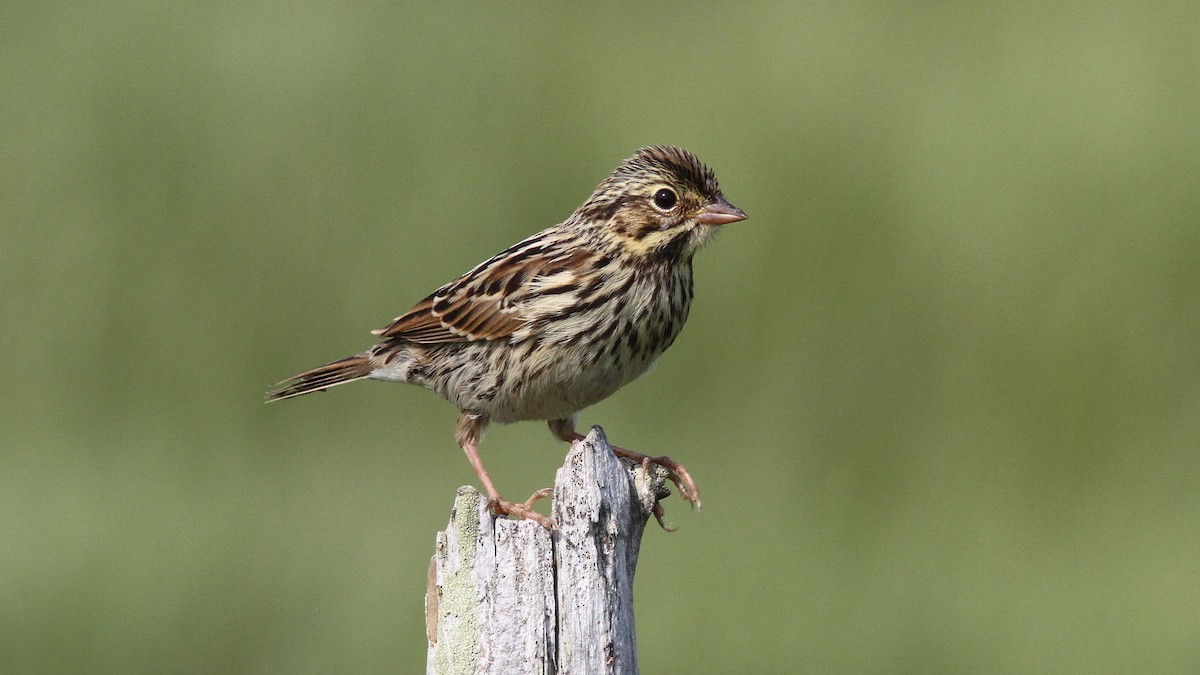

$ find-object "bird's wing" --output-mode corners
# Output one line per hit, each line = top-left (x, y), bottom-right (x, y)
(372, 236), (596, 344)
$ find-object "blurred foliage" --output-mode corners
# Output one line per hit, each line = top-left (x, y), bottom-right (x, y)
(3, 1), (1199, 672)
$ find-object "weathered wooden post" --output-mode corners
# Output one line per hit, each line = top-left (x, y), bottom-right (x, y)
(425, 426), (668, 674)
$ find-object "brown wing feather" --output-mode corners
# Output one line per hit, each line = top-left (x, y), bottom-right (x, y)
(371, 291), (526, 343)
(371, 233), (593, 343)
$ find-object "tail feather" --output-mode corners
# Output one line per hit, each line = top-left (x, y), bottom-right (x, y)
(266, 354), (375, 402)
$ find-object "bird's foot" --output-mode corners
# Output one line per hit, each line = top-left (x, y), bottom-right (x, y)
(613, 447), (702, 514)
(487, 488), (555, 529)
(553, 425), (702, 530)
(548, 421), (701, 530)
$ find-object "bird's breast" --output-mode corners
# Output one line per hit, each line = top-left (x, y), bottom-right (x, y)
(505, 266), (693, 420)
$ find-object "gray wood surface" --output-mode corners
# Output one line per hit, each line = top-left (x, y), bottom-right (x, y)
(426, 426), (666, 674)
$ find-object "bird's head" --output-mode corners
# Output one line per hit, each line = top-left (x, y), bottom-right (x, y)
(573, 146), (746, 265)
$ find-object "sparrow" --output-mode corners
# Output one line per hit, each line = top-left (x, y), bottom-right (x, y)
(268, 146), (746, 528)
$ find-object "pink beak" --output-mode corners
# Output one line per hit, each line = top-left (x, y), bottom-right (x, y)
(696, 197), (747, 226)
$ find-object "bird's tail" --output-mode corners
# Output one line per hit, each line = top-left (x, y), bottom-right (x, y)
(266, 353), (375, 402)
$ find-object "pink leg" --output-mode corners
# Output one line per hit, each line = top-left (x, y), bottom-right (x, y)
(460, 438), (555, 529)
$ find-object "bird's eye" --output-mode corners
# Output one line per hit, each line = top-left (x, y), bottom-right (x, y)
(652, 188), (678, 211)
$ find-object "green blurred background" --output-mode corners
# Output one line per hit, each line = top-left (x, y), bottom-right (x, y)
(4, 2), (1199, 672)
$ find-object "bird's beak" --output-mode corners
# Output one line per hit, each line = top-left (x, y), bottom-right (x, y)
(696, 197), (747, 226)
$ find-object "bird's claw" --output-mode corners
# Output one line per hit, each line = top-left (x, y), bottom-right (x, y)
(558, 428), (702, 531)
(487, 492), (556, 530)
(623, 452), (700, 532)
(613, 448), (701, 518)
(638, 455), (702, 511)
(651, 500), (677, 532)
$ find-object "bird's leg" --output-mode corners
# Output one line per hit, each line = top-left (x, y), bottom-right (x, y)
(548, 419), (702, 515)
(459, 438), (555, 528)
(458, 413), (555, 529)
